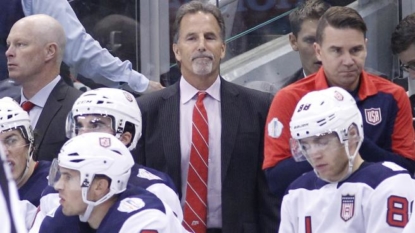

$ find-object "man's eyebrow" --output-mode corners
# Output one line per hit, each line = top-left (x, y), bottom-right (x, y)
(184, 32), (197, 37)
(328, 45), (342, 50)
(303, 35), (315, 40)
(351, 45), (365, 50)
(3, 133), (18, 141)
(60, 171), (71, 176)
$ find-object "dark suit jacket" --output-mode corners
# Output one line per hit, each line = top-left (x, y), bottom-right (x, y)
(136, 78), (279, 233)
(281, 68), (304, 88)
(30, 79), (81, 161)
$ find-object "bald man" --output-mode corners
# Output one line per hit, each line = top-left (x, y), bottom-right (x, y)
(6, 14), (82, 161)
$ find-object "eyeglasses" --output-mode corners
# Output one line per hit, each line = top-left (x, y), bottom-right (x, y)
(401, 63), (415, 72)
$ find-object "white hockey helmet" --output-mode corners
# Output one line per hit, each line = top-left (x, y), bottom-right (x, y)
(66, 88), (142, 150)
(289, 86), (363, 164)
(0, 97), (33, 145)
(49, 132), (134, 221)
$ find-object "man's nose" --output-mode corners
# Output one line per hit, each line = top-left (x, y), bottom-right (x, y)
(197, 38), (206, 52)
(54, 178), (63, 191)
(342, 52), (354, 66)
(306, 145), (324, 160)
(5, 46), (14, 57)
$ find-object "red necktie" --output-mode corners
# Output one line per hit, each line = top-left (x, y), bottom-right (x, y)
(183, 92), (209, 233)
(21, 101), (35, 112)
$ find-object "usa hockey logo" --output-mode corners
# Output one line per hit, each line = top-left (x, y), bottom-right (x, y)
(99, 137), (111, 148)
(364, 108), (382, 126)
(123, 91), (133, 102)
(334, 90), (344, 101)
(340, 195), (355, 222)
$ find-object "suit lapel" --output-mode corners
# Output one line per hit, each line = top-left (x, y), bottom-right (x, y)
(34, 79), (66, 152)
(220, 79), (240, 182)
(160, 83), (182, 188)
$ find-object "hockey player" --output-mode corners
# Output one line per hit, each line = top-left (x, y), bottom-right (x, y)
(48, 132), (187, 232)
(0, 142), (27, 233)
(0, 97), (50, 207)
(65, 88), (181, 218)
(32, 88), (182, 233)
(279, 87), (415, 233)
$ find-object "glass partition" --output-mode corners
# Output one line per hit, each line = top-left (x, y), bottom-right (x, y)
(69, 0), (361, 87)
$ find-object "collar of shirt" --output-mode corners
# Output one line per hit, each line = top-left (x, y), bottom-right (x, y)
(179, 76), (221, 103)
(313, 67), (378, 101)
(20, 75), (61, 108)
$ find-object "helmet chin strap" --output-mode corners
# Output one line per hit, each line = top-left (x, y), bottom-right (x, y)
(79, 204), (95, 222)
(314, 140), (362, 183)
(15, 143), (33, 187)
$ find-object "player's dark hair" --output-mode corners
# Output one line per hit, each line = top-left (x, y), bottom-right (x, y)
(289, 0), (331, 37)
(391, 13), (415, 55)
(316, 6), (367, 44)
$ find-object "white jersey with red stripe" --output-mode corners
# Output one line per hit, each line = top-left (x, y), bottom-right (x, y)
(279, 162), (415, 233)
(403, 212), (415, 233)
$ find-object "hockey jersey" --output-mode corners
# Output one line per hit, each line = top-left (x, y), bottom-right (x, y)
(279, 162), (415, 233)
(33, 164), (182, 233)
(403, 213), (415, 233)
(39, 187), (187, 233)
(130, 164), (182, 220)
(19, 161), (51, 206)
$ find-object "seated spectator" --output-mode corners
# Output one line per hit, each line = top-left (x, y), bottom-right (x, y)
(279, 87), (415, 232)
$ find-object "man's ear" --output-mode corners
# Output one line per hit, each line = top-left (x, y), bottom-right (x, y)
(289, 33), (299, 51)
(173, 43), (181, 62)
(347, 124), (361, 154)
(89, 177), (111, 201)
(220, 42), (226, 59)
(314, 42), (322, 62)
(45, 43), (58, 62)
(95, 178), (110, 191)
(119, 132), (132, 146)
(348, 124), (360, 140)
